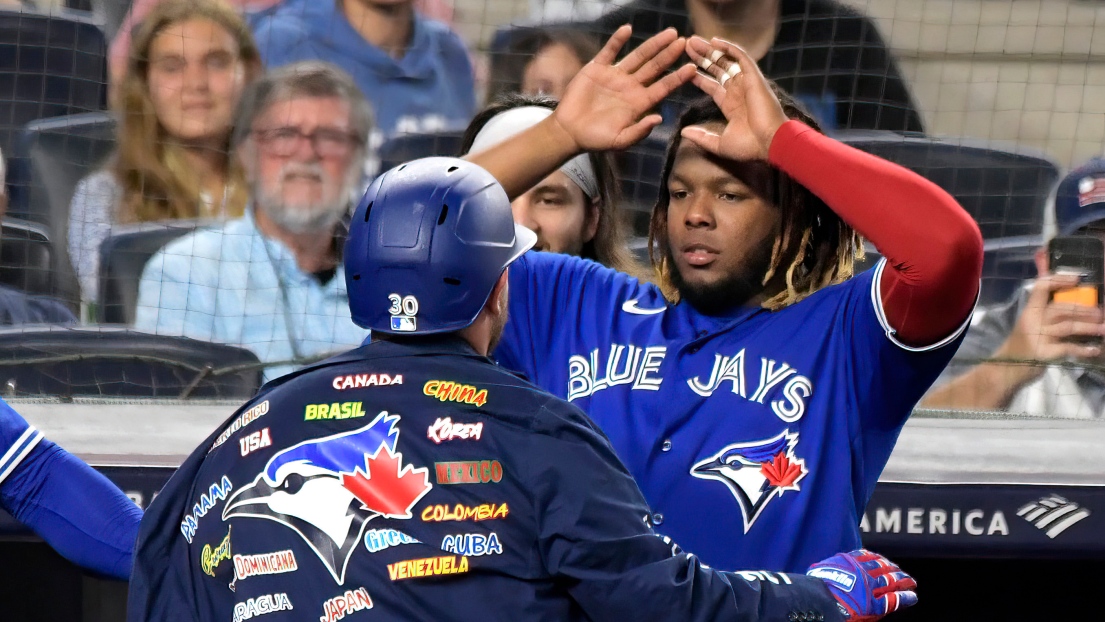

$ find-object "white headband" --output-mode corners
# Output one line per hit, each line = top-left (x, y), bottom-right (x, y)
(469, 106), (599, 200)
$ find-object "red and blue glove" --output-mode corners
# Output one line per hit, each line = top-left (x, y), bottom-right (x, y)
(807, 549), (917, 621)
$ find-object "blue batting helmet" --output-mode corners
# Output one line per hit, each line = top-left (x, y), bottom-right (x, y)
(345, 157), (536, 334)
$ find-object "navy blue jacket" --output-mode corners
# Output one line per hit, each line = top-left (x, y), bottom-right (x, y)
(128, 337), (843, 621)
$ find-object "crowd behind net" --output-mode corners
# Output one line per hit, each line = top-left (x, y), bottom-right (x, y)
(0, 0), (1103, 419)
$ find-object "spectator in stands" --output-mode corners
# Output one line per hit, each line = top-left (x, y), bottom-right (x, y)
(249, 0), (476, 135)
(0, 150), (75, 325)
(107, 0), (456, 97)
(135, 62), (371, 381)
(69, 0), (262, 304)
(488, 28), (600, 101)
(459, 94), (641, 276)
(922, 159), (1105, 418)
(108, 0), (280, 100)
(501, 0), (922, 132)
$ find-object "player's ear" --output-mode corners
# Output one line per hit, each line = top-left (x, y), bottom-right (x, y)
(583, 198), (601, 244)
(489, 270), (510, 315)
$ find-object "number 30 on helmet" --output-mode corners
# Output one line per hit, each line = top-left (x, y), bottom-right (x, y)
(344, 157), (537, 334)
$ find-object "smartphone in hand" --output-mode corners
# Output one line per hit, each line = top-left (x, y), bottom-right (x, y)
(1048, 235), (1105, 344)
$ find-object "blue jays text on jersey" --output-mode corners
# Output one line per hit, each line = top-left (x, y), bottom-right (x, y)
(495, 252), (969, 573)
(127, 337), (845, 622)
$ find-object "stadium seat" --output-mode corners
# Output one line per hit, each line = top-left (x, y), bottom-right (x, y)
(4, 111), (116, 307)
(0, 218), (53, 298)
(377, 130), (466, 174)
(97, 220), (210, 325)
(0, 9), (108, 159)
(0, 326), (262, 398)
(5, 111), (116, 227)
(852, 237), (1037, 309)
(979, 235), (1042, 308)
(836, 131), (1060, 241)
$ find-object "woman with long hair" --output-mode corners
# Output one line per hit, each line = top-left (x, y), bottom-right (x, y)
(68, 0), (262, 303)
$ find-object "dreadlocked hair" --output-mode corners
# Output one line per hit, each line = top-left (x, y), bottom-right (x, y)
(647, 87), (864, 311)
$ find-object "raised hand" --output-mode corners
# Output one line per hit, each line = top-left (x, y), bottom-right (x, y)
(553, 25), (696, 152)
(681, 36), (789, 162)
(807, 549), (918, 622)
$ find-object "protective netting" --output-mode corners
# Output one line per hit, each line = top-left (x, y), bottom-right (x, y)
(0, 0), (1102, 419)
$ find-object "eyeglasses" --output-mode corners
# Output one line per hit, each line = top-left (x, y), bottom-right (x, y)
(251, 126), (363, 158)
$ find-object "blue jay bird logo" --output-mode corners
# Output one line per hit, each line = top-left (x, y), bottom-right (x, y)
(690, 430), (807, 533)
(222, 411), (431, 584)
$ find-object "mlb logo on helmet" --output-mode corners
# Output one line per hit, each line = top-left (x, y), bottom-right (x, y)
(391, 317), (417, 332)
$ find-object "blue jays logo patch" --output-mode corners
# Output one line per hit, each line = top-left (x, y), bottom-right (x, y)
(222, 411), (431, 584)
(690, 429), (807, 533)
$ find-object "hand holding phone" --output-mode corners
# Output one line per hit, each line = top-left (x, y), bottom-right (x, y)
(1047, 235), (1105, 345)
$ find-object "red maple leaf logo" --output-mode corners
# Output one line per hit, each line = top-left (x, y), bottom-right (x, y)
(341, 446), (431, 519)
(760, 451), (806, 490)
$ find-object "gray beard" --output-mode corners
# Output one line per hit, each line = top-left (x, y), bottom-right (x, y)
(253, 168), (357, 234)
(257, 195), (349, 234)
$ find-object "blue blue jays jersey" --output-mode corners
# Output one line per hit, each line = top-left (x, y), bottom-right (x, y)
(128, 337), (843, 622)
(495, 252), (967, 573)
(0, 398), (141, 579)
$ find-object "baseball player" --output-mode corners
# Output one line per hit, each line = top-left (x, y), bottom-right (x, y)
(0, 398), (141, 579)
(468, 29), (984, 572)
(127, 157), (918, 622)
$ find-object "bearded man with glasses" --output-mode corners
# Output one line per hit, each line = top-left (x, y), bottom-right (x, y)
(135, 61), (372, 381)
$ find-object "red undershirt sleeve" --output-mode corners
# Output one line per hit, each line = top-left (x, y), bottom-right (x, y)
(767, 120), (983, 348)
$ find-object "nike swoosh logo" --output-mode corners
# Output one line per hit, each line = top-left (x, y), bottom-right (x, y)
(622, 299), (666, 315)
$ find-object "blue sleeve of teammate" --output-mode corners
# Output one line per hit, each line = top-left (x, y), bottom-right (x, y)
(525, 400), (844, 622)
(497, 252), (655, 386)
(0, 400), (141, 580)
(498, 252), (588, 381)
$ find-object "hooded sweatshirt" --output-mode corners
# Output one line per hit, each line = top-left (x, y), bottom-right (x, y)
(250, 0), (476, 136)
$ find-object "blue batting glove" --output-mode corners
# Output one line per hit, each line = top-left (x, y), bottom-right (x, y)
(807, 549), (917, 621)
